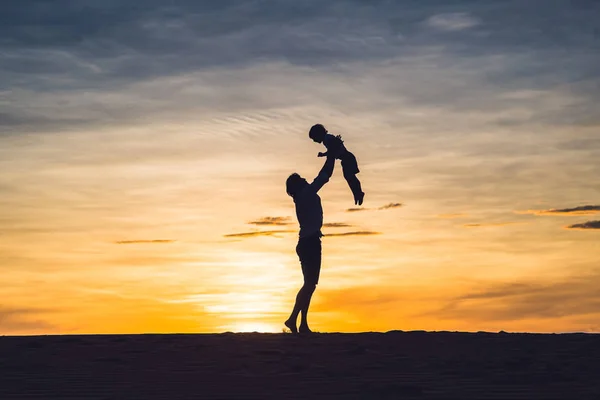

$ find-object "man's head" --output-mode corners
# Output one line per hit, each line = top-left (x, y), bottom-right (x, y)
(309, 124), (327, 143)
(286, 173), (308, 198)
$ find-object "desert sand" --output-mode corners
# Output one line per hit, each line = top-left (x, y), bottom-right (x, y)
(1, 331), (599, 399)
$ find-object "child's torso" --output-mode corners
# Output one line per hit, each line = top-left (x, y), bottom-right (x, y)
(323, 133), (347, 156)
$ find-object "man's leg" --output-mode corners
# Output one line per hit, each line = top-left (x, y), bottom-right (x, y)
(299, 235), (321, 333)
(286, 235), (321, 334)
(285, 240), (304, 333)
(299, 284), (316, 333)
(285, 286), (306, 334)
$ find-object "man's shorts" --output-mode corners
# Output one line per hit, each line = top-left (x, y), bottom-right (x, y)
(296, 233), (322, 286)
(340, 151), (360, 175)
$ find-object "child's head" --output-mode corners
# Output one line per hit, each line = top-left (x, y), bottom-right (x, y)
(309, 124), (327, 143)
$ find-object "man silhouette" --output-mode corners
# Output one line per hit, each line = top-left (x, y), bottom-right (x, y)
(284, 152), (336, 334)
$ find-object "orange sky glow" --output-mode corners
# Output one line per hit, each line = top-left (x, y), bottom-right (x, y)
(1, 2), (599, 335)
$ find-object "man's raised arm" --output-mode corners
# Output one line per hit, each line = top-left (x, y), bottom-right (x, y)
(310, 153), (336, 192)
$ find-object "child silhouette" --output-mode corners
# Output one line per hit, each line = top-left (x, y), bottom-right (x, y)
(309, 124), (365, 205)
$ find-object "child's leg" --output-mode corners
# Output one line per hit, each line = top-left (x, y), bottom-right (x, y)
(343, 171), (364, 205)
(344, 172), (362, 196)
(341, 151), (364, 205)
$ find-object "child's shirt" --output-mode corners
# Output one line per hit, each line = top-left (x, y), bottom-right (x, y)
(322, 133), (347, 157)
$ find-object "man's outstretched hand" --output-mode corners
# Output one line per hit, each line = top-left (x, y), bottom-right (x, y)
(317, 152), (327, 157)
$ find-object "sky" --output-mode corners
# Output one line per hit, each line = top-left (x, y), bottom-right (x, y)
(1, 0), (599, 335)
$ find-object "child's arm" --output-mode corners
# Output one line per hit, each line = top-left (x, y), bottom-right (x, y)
(317, 134), (331, 157)
(317, 134), (344, 157)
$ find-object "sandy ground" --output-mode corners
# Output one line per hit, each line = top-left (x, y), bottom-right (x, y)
(1, 331), (599, 399)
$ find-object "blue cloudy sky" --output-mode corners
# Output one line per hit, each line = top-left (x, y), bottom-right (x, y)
(1, 0), (599, 334)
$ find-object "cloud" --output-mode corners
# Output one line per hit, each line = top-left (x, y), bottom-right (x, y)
(248, 217), (292, 226)
(463, 222), (521, 228)
(323, 222), (353, 228)
(323, 230), (381, 237)
(566, 220), (600, 230)
(378, 203), (403, 210)
(346, 203), (403, 212)
(225, 229), (378, 238)
(437, 213), (468, 219)
(1, 0), (598, 135)
(427, 272), (600, 322)
(556, 138), (600, 151)
(518, 205), (600, 216)
(224, 230), (294, 238)
(0, 306), (55, 334)
(425, 12), (480, 31)
(115, 240), (175, 244)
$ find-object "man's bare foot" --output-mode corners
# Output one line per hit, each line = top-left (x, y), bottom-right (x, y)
(284, 319), (298, 334)
(299, 325), (312, 334)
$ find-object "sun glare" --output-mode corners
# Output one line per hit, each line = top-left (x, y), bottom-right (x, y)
(229, 322), (279, 333)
